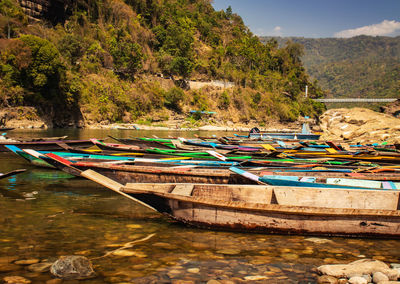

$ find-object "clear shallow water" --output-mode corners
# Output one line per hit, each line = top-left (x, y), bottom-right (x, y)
(0, 129), (399, 283)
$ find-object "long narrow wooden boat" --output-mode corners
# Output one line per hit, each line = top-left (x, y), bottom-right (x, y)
(10, 135), (68, 142)
(109, 136), (177, 149)
(229, 167), (400, 190)
(0, 127), (14, 131)
(96, 138), (400, 167)
(0, 169), (26, 180)
(37, 152), (400, 186)
(79, 169), (400, 238)
(16, 145), (383, 172)
(246, 132), (321, 140)
(0, 139), (96, 152)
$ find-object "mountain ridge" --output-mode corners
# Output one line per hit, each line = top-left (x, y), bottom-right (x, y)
(260, 35), (400, 99)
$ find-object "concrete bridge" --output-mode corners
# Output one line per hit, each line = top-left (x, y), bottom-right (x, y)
(315, 98), (398, 103)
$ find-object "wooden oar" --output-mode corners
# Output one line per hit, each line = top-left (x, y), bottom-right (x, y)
(207, 150), (227, 161)
(229, 167), (267, 185)
(81, 169), (157, 211)
(0, 169), (26, 180)
(39, 152), (158, 212)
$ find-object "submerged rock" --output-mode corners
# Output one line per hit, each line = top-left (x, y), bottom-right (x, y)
(305, 237), (333, 244)
(0, 263), (21, 273)
(27, 262), (52, 273)
(50, 255), (96, 280)
(14, 259), (40, 265)
(3, 275), (31, 284)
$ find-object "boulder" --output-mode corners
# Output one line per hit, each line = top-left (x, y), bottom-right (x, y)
(319, 108), (400, 143)
(317, 275), (339, 283)
(318, 259), (399, 280)
(373, 271), (389, 283)
(348, 276), (367, 284)
(380, 99), (400, 118)
(50, 255), (96, 280)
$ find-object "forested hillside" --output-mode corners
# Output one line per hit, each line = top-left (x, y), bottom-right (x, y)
(260, 36), (400, 99)
(0, 0), (324, 127)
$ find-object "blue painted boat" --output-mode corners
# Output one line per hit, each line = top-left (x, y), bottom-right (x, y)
(6, 145), (240, 168)
(229, 167), (400, 190)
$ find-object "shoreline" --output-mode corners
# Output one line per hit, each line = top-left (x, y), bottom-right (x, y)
(87, 123), (300, 133)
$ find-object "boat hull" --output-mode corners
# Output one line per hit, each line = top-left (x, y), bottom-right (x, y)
(69, 163), (257, 184)
(0, 140), (95, 152)
(77, 168), (400, 238)
(128, 192), (400, 238)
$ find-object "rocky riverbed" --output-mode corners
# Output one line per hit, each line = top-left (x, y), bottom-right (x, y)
(317, 259), (400, 284)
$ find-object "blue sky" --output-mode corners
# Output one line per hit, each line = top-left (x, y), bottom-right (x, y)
(212, 0), (400, 38)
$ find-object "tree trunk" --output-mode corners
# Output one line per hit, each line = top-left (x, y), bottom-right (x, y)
(7, 19), (10, 39)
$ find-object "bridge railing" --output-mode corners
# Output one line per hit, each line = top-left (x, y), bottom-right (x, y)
(315, 98), (398, 103)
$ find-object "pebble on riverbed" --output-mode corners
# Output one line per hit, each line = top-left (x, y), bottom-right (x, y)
(3, 275), (31, 284)
(317, 259), (400, 284)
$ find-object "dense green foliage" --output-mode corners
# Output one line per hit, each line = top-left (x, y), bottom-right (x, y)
(260, 36), (400, 99)
(0, 0), (325, 126)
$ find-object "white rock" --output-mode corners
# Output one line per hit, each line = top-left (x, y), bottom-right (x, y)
(318, 259), (390, 279)
(348, 276), (367, 284)
(373, 271), (389, 283)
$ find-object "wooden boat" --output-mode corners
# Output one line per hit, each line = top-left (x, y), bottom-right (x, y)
(15, 145), (377, 172)
(235, 122), (321, 140)
(230, 167), (400, 190)
(13, 135), (68, 142)
(247, 132), (320, 140)
(109, 136), (177, 149)
(21, 149), (241, 169)
(80, 169), (400, 238)
(0, 127), (14, 131)
(0, 139), (96, 152)
(36, 152), (400, 186)
(0, 169), (26, 180)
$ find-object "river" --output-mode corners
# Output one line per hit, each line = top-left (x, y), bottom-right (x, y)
(0, 129), (399, 283)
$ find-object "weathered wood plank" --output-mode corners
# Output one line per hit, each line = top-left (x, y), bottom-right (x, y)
(170, 184), (194, 196)
(272, 187), (400, 210)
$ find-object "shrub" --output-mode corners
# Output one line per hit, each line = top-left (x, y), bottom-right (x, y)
(164, 87), (184, 112)
(218, 90), (230, 109)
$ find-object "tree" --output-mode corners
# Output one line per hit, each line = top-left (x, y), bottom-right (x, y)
(170, 56), (194, 79)
(0, 0), (26, 38)
(19, 35), (66, 94)
(226, 6), (232, 19)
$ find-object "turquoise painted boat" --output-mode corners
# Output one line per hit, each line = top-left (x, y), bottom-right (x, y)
(229, 167), (400, 190)
(258, 175), (400, 190)
(6, 145), (240, 168)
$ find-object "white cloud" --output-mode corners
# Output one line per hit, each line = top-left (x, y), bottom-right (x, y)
(273, 26), (282, 36)
(334, 20), (400, 38)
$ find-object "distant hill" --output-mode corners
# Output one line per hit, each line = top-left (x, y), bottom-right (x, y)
(260, 36), (400, 99)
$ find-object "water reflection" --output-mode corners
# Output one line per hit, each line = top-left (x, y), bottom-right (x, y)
(4, 176), (17, 191)
(0, 129), (400, 283)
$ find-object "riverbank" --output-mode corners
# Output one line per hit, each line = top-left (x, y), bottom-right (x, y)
(2, 106), (400, 144)
(0, 106), (303, 132)
(85, 121), (303, 133)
